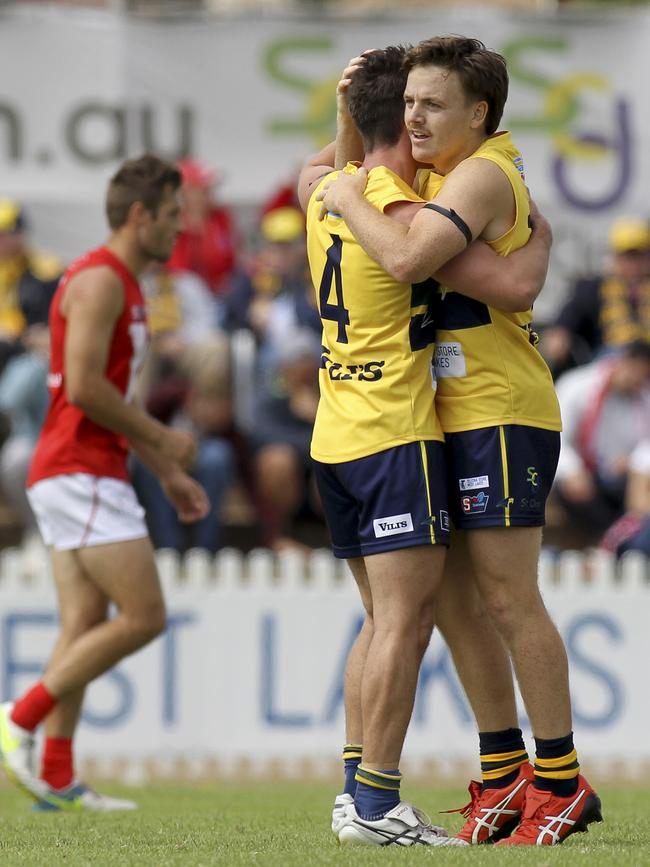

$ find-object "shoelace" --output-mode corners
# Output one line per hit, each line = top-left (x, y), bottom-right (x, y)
(410, 804), (435, 829)
(441, 782), (481, 820)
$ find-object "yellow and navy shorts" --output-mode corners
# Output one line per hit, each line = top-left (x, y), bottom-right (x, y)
(445, 424), (560, 529)
(313, 440), (450, 559)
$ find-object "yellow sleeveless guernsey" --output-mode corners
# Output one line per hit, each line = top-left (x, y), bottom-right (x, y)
(420, 132), (561, 434)
(308, 164), (443, 463)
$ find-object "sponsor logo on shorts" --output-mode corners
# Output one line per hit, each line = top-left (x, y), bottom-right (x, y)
(520, 496), (542, 512)
(439, 510), (450, 532)
(461, 492), (489, 514)
(373, 513), (414, 538)
(459, 475), (489, 491)
(497, 497), (515, 509)
(527, 466), (539, 488)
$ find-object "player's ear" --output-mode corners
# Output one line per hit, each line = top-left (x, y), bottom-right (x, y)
(128, 200), (149, 227)
(471, 100), (488, 130)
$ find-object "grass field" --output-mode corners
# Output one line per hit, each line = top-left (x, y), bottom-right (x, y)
(0, 779), (648, 866)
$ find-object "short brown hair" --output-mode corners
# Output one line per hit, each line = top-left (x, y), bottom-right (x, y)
(405, 36), (508, 136)
(347, 45), (411, 151)
(106, 154), (182, 230)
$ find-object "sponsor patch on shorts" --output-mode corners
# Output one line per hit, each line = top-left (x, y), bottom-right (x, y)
(373, 513), (414, 538)
(461, 492), (489, 514)
(439, 510), (450, 532)
(459, 475), (489, 491)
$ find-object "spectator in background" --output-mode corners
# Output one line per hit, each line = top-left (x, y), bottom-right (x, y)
(251, 327), (322, 552)
(221, 205), (319, 342)
(600, 437), (650, 558)
(0, 311), (50, 535)
(541, 217), (650, 377)
(131, 334), (236, 554)
(552, 340), (650, 546)
(167, 158), (238, 299)
(0, 199), (62, 372)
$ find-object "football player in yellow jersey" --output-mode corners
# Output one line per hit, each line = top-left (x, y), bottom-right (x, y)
(318, 36), (601, 847)
(299, 46), (555, 847)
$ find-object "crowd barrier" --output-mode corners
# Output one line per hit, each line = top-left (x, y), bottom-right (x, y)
(0, 541), (648, 783)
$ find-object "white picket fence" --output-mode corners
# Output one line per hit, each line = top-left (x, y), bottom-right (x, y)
(1, 537), (648, 592)
(0, 540), (648, 784)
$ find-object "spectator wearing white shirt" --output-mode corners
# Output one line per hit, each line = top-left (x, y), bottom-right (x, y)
(553, 341), (650, 544)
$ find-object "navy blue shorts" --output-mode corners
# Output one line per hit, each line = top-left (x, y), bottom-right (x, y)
(445, 424), (560, 529)
(313, 440), (450, 559)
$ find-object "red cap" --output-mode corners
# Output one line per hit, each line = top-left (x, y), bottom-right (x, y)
(177, 158), (219, 189)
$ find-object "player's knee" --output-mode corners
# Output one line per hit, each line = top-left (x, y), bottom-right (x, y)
(126, 603), (167, 648)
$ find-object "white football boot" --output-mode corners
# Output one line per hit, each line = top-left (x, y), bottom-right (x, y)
(331, 792), (354, 834)
(32, 781), (138, 812)
(0, 701), (45, 801)
(338, 800), (448, 846)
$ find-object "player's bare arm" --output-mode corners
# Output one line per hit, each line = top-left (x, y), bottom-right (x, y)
(297, 141), (337, 213)
(317, 157), (513, 284)
(129, 439), (209, 523)
(334, 54), (368, 170)
(62, 266), (194, 466)
(437, 205), (552, 312)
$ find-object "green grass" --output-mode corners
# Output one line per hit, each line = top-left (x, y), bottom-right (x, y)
(0, 779), (648, 866)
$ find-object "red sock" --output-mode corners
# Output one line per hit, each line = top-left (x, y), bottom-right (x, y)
(41, 737), (74, 790)
(10, 682), (57, 732)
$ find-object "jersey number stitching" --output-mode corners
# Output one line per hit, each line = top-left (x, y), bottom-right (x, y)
(318, 234), (350, 344)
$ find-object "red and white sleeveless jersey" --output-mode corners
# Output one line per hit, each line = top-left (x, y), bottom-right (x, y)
(27, 246), (148, 485)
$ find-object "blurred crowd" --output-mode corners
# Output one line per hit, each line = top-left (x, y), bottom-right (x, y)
(0, 160), (326, 555)
(3, 165), (650, 558)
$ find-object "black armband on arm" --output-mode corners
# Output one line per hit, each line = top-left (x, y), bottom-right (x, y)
(423, 203), (473, 246)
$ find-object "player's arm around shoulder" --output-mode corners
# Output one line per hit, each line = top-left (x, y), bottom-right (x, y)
(437, 200), (552, 312)
(297, 141), (336, 213)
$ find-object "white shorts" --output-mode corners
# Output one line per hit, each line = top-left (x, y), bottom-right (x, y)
(27, 473), (148, 551)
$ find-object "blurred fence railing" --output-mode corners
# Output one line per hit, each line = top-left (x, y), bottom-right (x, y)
(2, 539), (649, 591)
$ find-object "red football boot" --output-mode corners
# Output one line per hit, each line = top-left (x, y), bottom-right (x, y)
(444, 763), (534, 845)
(496, 775), (603, 846)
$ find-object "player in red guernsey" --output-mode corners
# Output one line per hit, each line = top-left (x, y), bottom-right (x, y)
(0, 154), (209, 811)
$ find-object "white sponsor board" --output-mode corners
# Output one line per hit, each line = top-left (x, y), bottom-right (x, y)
(0, 578), (646, 770)
(1, 7), (650, 314)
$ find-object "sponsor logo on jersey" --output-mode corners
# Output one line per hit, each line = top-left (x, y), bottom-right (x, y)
(461, 492), (489, 514)
(320, 347), (385, 382)
(513, 154), (526, 180)
(47, 372), (63, 389)
(373, 513), (414, 538)
(459, 475), (489, 491)
(433, 341), (466, 378)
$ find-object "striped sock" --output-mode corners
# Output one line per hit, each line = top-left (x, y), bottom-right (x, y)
(479, 728), (529, 791)
(534, 733), (580, 796)
(354, 766), (401, 820)
(342, 743), (362, 797)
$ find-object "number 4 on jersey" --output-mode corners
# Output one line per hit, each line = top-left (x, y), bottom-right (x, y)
(319, 234), (350, 344)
